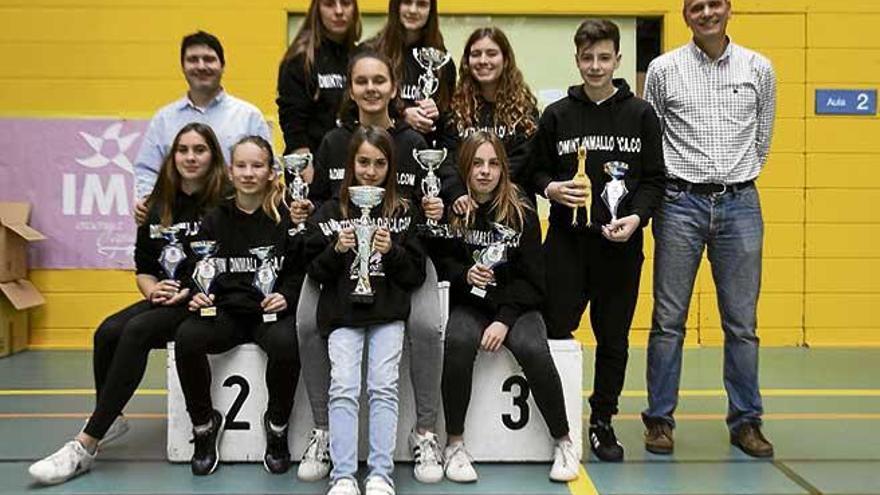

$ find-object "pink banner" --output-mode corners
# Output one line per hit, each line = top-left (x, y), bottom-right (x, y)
(0, 118), (148, 269)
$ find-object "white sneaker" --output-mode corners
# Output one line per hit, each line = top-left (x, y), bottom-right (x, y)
(364, 476), (395, 495)
(327, 477), (360, 495)
(86, 415), (130, 448)
(298, 428), (331, 481)
(408, 430), (443, 483)
(549, 439), (580, 482)
(443, 443), (477, 483)
(28, 440), (95, 485)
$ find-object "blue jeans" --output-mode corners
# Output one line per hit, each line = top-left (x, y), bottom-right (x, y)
(643, 184), (764, 432)
(328, 321), (404, 485)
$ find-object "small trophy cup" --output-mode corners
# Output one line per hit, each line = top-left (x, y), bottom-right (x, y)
(571, 144), (592, 228)
(348, 186), (385, 304)
(158, 226), (186, 280)
(250, 246), (278, 322)
(470, 222), (519, 298)
(601, 161), (630, 222)
(280, 152), (312, 235)
(191, 240), (219, 317)
(413, 47), (452, 100)
(413, 148), (447, 230)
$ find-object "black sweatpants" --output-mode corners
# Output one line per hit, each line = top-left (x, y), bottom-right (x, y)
(174, 311), (300, 426)
(542, 223), (643, 423)
(85, 299), (190, 439)
(442, 306), (570, 439)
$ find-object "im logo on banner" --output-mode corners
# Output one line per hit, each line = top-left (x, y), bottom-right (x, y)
(0, 118), (149, 269)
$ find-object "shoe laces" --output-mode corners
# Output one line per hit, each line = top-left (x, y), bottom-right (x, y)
(303, 429), (330, 462)
(555, 441), (577, 468)
(648, 422), (671, 439)
(413, 432), (442, 466)
(47, 442), (87, 470)
(446, 443), (473, 467)
(592, 422), (620, 446)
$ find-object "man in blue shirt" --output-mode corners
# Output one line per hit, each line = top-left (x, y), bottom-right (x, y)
(133, 31), (270, 213)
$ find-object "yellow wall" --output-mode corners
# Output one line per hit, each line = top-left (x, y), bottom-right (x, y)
(2, 0), (877, 348)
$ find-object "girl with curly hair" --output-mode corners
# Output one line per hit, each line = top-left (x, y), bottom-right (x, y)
(451, 27), (540, 203)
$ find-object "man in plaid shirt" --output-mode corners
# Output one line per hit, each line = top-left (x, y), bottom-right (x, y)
(641, 0), (776, 458)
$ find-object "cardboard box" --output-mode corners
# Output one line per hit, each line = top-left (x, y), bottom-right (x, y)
(0, 202), (46, 283)
(0, 279), (43, 357)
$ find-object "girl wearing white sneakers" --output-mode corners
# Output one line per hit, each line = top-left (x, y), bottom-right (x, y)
(433, 131), (580, 483)
(302, 126), (426, 495)
(28, 123), (229, 485)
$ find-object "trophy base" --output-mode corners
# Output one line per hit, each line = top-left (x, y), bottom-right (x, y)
(262, 313), (278, 323)
(200, 307), (217, 317)
(470, 286), (487, 298)
(351, 293), (375, 305)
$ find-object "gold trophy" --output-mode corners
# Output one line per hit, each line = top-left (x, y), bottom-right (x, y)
(571, 144), (591, 227)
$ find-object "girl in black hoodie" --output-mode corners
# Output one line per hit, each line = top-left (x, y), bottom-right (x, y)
(450, 27), (540, 206)
(276, 0), (362, 155)
(367, 0), (457, 154)
(434, 131), (579, 484)
(530, 19), (665, 462)
(297, 49), (450, 484)
(303, 126), (425, 495)
(28, 123), (228, 486)
(175, 136), (304, 477)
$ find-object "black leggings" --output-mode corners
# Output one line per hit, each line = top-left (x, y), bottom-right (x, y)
(542, 224), (643, 422)
(441, 306), (570, 439)
(85, 299), (189, 439)
(174, 311), (300, 426)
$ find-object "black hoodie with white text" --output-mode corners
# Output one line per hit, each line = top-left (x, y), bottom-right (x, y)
(304, 198), (426, 335)
(431, 196), (544, 328)
(134, 189), (207, 284)
(531, 79), (665, 230)
(276, 38), (350, 154)
(307, 119), (466, 208)
(195, 199), (305, 316)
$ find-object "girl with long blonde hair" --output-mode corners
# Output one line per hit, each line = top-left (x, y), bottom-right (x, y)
(176, 136), (305, 477)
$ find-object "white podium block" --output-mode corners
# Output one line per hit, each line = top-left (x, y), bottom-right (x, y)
(167, 339), (582, 463)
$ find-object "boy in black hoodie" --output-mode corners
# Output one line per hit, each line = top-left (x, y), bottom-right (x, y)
(531, 19), (665, 462)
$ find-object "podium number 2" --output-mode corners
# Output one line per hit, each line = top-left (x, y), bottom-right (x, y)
(223, 375), (251, 430)
(502, 375), (530, 430)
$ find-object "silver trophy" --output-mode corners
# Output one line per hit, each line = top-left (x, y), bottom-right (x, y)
(280, 152), (312, 234)
(191, 240), (219, 317)
(470, 222), (519, 298)
(348, 186), (385, 304)
(250, 246), (278, 322)
(600, 161), (630, 221)
(413, 148), (447, 228)
(413, 47), (452, 100)
(158, 226), (186, 280)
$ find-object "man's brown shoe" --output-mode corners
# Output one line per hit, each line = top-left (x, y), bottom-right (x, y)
(731, 423), (774, 458)
(644, 422), (674, 455)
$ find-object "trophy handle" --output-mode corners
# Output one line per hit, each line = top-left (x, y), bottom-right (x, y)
(418, 73), (440, 99)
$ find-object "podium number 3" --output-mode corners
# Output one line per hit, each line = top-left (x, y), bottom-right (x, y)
(502, 375), (530, 430)
(223, 375), (251, 430)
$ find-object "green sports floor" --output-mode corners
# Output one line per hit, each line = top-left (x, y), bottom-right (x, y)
(1, 348), (878, 495)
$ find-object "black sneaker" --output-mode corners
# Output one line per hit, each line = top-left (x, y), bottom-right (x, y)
(589, 421), (624, 462)
(191, 410), (224, 476)
(263, 412), (291, 474)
